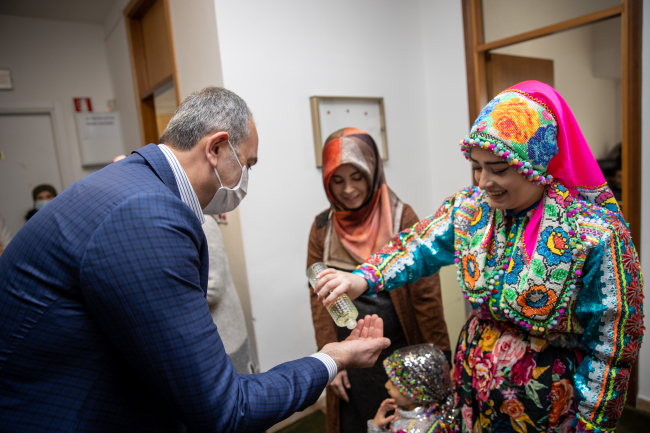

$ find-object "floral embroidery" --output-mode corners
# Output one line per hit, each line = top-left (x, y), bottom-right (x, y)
(468, 346), (504, 402)
(624, 312), (645, 338)
(603, 393), (625, 426)
(621, 338), (641, 364)
(469, 203), (489, 235)
(517, 285), (558, 317)
(538, 227), (572, 266)
(478, 328), (500, 352)
(613, 219), (631, 243)
(549, 379), (574, 427)
(547, 183), (573, 208)
(622, 248), (640, 276)
(492, 333), (527, 369)
(504, 252), (524, 285)
(614, 368), (630, 392)
(452, 317), (583, 433)
(462, 254), (480, 290)
(461, 405), (473, 430)
(552, 360), (565, 376)
(529, 336), (549, 353)
(499, 398), (522, 418)
(510, 350), (536, 386)
(491, 98), (541, 143)
(626, 278), (644, 309)
(501, 387), (517, 401)
(527, 124), (558, 168)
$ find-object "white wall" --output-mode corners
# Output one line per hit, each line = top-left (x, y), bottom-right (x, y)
(0, 14), (117, 185)
(637, 0), (650, 405)
(167, 0), (259, 365)
(214, 0), (471, 371)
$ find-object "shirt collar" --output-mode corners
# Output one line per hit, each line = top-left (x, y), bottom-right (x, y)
(158, 144), (206, 224)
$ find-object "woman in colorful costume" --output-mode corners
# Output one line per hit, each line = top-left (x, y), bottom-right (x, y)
(307, 128), (451, 433)
(314, 82), (644, 433)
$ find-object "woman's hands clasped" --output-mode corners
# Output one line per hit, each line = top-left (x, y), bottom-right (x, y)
(313, 269), (369, 307)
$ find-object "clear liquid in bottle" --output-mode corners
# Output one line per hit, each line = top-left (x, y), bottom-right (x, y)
(307, 262), (358, 329)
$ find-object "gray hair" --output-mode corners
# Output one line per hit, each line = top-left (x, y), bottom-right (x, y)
(160, 86), (252, 151)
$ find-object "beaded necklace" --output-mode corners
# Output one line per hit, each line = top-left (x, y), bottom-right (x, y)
(454, 182), (596, 336)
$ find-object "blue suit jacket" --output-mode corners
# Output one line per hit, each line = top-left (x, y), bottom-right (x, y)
(0, 144), (328, 432)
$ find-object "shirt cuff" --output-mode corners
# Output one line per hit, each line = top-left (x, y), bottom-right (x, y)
(309, 353), (338, 385)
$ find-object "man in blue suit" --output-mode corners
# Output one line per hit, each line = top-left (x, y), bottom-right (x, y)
(0, 87), (390, 432)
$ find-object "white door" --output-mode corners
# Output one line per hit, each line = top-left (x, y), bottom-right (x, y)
(0, 113), (63, 237)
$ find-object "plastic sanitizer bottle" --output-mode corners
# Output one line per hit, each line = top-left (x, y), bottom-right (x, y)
(307, 262), (358, 330)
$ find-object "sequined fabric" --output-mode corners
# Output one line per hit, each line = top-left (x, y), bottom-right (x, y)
(367, 406), (448, 433)
(383, 344), (451, 406)
(353, 186), (643, 432)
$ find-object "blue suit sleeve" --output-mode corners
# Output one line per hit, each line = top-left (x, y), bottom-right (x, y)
(80, 193), (328, 433)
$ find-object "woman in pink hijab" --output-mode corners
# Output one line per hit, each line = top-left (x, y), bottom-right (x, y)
(313, 81), (643, 433)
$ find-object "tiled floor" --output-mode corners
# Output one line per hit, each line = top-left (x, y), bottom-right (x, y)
(278, 406), (650, 433)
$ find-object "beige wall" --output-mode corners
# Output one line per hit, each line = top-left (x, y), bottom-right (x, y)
(167, 0), (259, 364)
(0, 14), (117, 186)
(104, 0), (142, 153)
(491, 20), (621, 160)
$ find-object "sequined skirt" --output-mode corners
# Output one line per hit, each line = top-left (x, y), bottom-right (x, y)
(448, 316), (582, 433)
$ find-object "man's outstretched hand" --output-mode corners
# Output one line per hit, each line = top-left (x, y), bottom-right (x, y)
(319, 315), (390, 371)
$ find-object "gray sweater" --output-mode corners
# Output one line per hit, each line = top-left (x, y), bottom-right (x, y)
(203, 215), (257, 374)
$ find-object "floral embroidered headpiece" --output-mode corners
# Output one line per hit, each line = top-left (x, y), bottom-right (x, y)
(459, 91), (559, 186)
(383, 344), (451, 406)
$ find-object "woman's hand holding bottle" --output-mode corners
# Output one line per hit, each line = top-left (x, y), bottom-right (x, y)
(313, 269), (369, 307)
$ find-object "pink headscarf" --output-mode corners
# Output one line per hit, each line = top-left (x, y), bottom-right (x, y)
(507, 81), (606, 190)
(462, 81), (614, 261)
(507, 81), (610, 260)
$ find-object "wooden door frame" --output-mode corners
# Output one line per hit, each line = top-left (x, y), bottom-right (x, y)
(124, 0), (181, 146)
(462, 0), (642, 407)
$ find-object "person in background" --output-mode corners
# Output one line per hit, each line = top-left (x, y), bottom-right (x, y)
(25, 184), (58, 221)
(368, 344), (454, 433)
(203, 214), (258, 374)
(315, 81), (643, 432)
(307, 128), (450, 433)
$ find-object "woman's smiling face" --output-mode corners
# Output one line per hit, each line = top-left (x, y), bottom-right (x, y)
(329, 163), (369, 210)
(470, 147), (545, 213)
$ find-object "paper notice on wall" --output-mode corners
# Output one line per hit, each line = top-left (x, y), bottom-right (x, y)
(75, 112), (125, 166)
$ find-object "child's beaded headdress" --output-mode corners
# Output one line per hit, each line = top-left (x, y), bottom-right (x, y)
(383, 343), (450, 406)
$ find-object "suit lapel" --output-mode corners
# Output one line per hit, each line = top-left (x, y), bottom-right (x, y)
(133, 144), (181, 200)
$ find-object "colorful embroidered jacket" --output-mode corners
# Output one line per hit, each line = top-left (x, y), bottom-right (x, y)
(353, 185), (644, 432)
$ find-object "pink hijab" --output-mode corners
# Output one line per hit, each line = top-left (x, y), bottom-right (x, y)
(511, 82), (609, 259)
(462, 81), (614, 260)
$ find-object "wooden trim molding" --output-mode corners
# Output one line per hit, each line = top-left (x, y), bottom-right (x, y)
(638, 396), (650, 413)
(476, 5), (623, 52)
(124, 0), (179, 146)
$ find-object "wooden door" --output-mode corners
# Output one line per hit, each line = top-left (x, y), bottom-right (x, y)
(125, 0), (180, 146)
(486, 53), (554, 99)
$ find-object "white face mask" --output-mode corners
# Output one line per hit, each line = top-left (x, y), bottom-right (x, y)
(202, 141), (248, 215)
